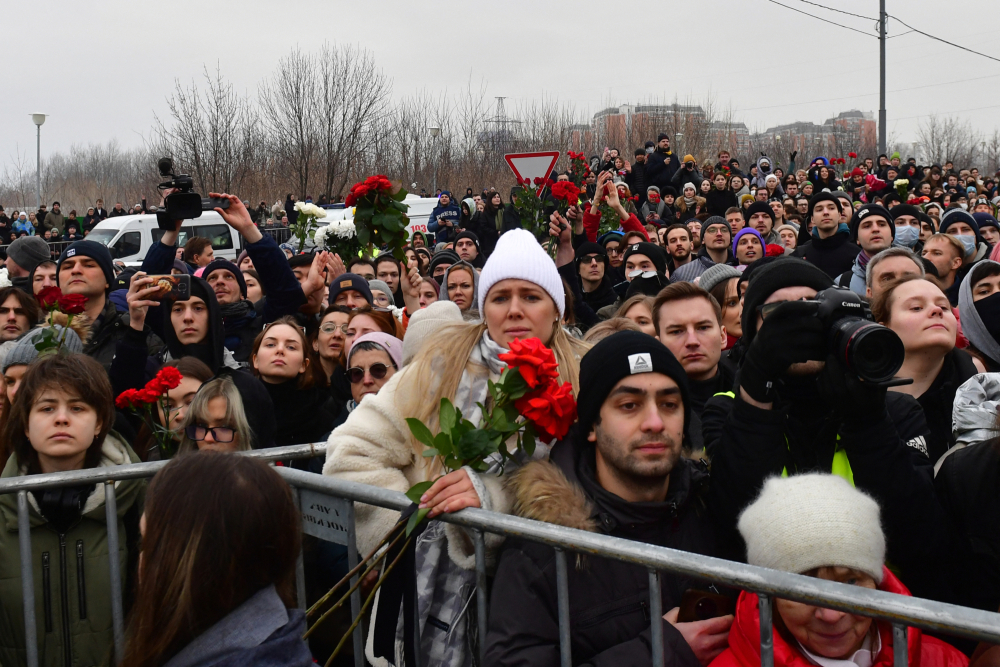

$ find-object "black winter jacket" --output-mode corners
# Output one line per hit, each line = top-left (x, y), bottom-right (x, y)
(791, 230), (862, 279)
(645, 149), (681, 192)
(704, 189), (738, 217)
(703, 381), (951, 602)
(916, 349), (978, 464)
(485, 438), (735, 667)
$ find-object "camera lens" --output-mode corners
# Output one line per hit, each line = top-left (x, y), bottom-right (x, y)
(830, 319), (905, 384)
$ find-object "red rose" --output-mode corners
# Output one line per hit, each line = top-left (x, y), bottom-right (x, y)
(37, 286), (62, 310)
(56, 293), (87, 314)
(515, 382), (577, 443)
(345, 193), (357, 207)
(499, 337), (560, 389)
(533, 177), (544, 185)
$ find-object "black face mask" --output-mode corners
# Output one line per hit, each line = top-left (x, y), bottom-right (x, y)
(974, 291), (1000, 341)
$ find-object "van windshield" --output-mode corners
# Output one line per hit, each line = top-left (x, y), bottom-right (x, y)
(85, 229), (118, 246)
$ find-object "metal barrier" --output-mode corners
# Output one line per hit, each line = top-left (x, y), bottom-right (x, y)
(0, 239), (72, 259)
(1, 443), (999, 667)
(261, 226), (293, 245)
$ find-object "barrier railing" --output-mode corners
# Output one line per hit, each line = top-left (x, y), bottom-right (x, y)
(1, 443), (998, 667)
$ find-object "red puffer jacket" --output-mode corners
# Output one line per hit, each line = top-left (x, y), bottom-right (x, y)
(710, 568), (968, 667)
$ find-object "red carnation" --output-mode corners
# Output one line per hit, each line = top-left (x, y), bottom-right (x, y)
(550, 181), (581, 204)
(515, 382), (577, 443)
(499, 337), (560, 389)
(765, 243), (786, 257)
(36, 286), (62, 310)
(146, 366), (182, 394)
(848, 152), (857, 159)
(56, 293), (87, 315)
(115, 389), (140, 410)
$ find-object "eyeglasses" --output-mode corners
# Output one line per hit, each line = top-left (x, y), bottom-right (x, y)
(606, 247), (622, 256)
(348, 363), (392, 384)
(580, 254), (604, 264)
(185, 424), (235, 443)
(320, 323), (350, 334)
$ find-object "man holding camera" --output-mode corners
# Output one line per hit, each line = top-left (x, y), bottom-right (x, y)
(702, 259), (941, 598)
(671, 154), (705, 191)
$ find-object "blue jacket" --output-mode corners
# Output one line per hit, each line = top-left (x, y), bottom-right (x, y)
(427, 192), (462, 242)
(11, 219), (33, 236)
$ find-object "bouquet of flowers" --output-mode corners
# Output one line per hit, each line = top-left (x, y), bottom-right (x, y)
(895, 178), (910, 200)
(292, 201), (327, 253)
(34, 286), (89, 353)
(566, 150), (591, 186)
(115, 366), (184, 459)
(307, 338), (577, 659)
(344, 175), (410, 261)
(312, 219), (363, 260)
(511, 176), (553, 247)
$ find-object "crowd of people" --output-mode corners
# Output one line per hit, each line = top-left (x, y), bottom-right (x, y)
(0, 140), (999, 667)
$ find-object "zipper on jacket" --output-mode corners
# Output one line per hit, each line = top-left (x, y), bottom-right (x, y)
(75, 540), (87, 620)
(41, 552), (53, 633)
(59, 534), (72, 667)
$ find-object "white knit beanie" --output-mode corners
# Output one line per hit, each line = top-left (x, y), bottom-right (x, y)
(477, 229), (565, 320)
(738, 474), (885, 583)
(401, 300), (463, 365)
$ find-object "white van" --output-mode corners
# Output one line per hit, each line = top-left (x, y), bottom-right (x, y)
(87, 212), (243, 266)
(317, 195), (442, 237)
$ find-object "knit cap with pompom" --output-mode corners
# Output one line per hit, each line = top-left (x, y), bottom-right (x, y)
(738, 474), (885, 583)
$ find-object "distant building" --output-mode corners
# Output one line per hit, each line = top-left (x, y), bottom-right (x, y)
(761, 110), (876, 155)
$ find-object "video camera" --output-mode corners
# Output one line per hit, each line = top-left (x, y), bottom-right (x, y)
(806, 288), (905, 385)
(157, 157), (229, 222)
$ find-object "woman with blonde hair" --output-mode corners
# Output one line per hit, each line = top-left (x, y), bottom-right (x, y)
(324, 228), (589, 666)
(177, 376), (254, 454)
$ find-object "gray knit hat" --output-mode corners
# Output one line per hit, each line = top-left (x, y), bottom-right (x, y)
(701, 215), (732, 241)
(7, 237), (51, 273)
(2, 325), (84, 374)
(367, 280), (394, 305)
(697, 263), (742, 294)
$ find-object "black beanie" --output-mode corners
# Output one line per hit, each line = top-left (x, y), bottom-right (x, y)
(428, 250), (460, 275)
(890, 204), (921, 221)
(57, 240), (114, 291)
(744, 201), (774, 223)
(622, 242), (667, 275)
(328, 273), (373, 306)
(940, 209), (981, 244)
(807, 192), (842, 219)
(577, 330), (691, 436)
(575, 242), (607, 267)
(740, 258), (833, 343)
(454, 230), (481, 252)
(203, 259), (247, 298)
(849, 204), (894, 243)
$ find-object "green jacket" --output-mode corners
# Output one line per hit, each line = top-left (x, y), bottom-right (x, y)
(0, 434), (144, 667)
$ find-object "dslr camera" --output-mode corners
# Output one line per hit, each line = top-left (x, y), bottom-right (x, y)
(806, 288), (904, 384)
(157, 157), (228, 222)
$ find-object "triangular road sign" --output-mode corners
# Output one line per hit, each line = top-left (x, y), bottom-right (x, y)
(504, 151), (560, 184)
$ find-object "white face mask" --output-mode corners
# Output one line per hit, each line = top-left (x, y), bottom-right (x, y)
(960, 203), (969, 210)
(952, 233), (977, 256)
(892, 226), (919, 248)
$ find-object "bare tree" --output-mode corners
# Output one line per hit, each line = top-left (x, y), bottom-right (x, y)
(259, 48), (320, 197)
(917, 115), (983, 167)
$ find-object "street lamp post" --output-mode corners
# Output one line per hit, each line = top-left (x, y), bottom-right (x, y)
(674, 132), (683, 156)
(429, 126), (441, 194)
(31, 113), (47, 210)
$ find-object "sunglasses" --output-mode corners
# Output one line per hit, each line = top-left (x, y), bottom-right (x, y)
(580, 254), (605, 264)
(185, 424), (235, 443)
(348, 363), (392, 384)
(320, 323), (350, 334)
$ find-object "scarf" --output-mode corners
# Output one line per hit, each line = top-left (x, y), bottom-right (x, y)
(683, 196), (696, 206)
(452, 331), (507, 426)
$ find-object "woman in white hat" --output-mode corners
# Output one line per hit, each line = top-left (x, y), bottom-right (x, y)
(711, 474), (967, 667)
(324, 227), (589, 666)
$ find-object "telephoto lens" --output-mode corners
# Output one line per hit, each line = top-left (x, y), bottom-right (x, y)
(829, 318), (905, 384)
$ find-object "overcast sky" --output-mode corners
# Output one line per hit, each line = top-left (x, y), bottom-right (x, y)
(4, 0), (999, 171)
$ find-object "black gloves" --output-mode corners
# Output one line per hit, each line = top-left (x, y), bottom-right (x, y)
(739, 301), (826, 403)
(790, 150), (798, 161)
(818, 355), (888, 428)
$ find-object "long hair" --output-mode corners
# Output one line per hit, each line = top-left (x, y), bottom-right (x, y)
(398, 315), (589, 479)
(133, 357), (213, 461)
(177, 377), (253, 454)
(2, 354), (115, 474)
(120, 452), (301, 667)
(250, 316), (324, 389)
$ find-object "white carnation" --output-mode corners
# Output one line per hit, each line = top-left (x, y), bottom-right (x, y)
(0, 267), (10, 289)
(332, 220), (356, 239)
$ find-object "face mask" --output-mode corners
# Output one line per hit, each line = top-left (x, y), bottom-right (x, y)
(892, 226), (919, 248)
(952, 233), (977, 256)
(974, 291), (1000, 342)
(960, 203), (969, 210)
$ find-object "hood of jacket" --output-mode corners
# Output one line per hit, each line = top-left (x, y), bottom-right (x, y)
(0, 431), (143, 531)
(163, 276), (228, 373)
(958, 261), (1000, 367)
(438, 260), (480, 311)
(720, 569), (948, 667)
(952, 373), (1000, 448)
(510, 436), (709, 536)
(164, 585), (312, 667)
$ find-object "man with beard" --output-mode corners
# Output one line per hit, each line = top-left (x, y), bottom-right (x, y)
(486, 331), (736, 667)
(0, 287), (40, 342)
(645, 133), (681, 192)
(576, 242), (617, 311)
(664, 224), (694, 274)
(671, 217), (735, 283)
